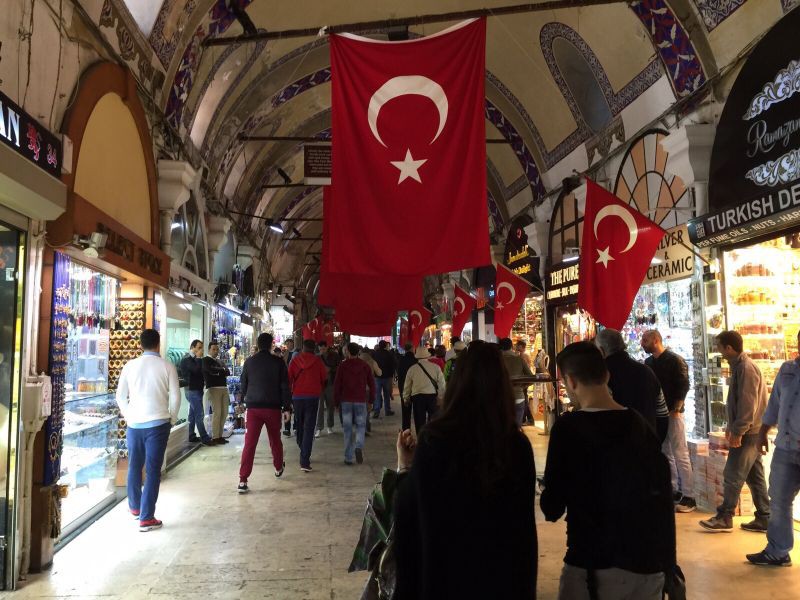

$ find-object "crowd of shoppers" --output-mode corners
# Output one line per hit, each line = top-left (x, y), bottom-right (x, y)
(119, 321), (800, 595)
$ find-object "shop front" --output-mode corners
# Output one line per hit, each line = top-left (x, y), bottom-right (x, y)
(544, 260), (596, 414)
(32, 62), (171, 562)
(611, 129), (701, 431)
(687, 7), (800, 519)
(0, 85), (66, 588)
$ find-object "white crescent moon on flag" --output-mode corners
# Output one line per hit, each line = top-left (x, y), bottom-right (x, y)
(367, 76), (449, 148)
(454, 297), (466, 316)
(593, 204), (638, 253)
(410, 310), (422, 328)
(497, 282), (516, 305)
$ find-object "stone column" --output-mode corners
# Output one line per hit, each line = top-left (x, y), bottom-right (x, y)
(207, 215), (233, 281)
(157, 160), (197, 258)
(661, 123), (715, 438)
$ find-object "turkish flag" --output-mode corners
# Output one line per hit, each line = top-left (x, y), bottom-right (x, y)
(328, 19), (489, 277)
(408, 306), (432, 348)
(335, 305), (396, 337)
(452, 285), (476, 338)
(302, 323), (313, 341)
(578, 180), (666, 330)
(398, 318), (409, 347)
(322, 320), (335, 346)
(493, 264), (531, 339)
(319, 188), (422, 310)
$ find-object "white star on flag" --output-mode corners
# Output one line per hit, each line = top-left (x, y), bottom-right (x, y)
(495, 301), (504, 310)
(390, 149), (427, 184)
(596, 247), (614, 268)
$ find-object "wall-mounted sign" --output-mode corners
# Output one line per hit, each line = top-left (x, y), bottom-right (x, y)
(688, 191), (800, 247)
(98, 221), (164, 277)
(546, 262), (580, 304)
(647, 224), (694, 282)
(503, 218), (542, 289)
(700, 9), (800, 246)
(0, 89), (61, 178)
(303, 143), (331, 185)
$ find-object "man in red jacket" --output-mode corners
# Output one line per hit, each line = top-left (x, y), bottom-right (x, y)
(334, 343), (376, 465)
(288, 339), (329, 472)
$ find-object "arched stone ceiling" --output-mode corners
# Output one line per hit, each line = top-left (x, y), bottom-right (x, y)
(111, 0), (794, 288)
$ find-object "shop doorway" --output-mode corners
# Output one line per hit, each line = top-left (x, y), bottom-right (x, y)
(0, 220), (26, 589)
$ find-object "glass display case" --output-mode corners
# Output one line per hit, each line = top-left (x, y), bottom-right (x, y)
(60, 394), (119, 526)
(158, 292), (206, 423)
(621, 278), (695, 428)
(60, 262), (121, 528)
(512, 296), (544, 353)
(554, 304), (596, 411)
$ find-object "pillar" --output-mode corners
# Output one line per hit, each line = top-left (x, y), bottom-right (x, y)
(157, 160), (197, 257)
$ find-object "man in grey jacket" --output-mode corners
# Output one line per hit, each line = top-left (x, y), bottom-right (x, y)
(700, 330), (771, 533)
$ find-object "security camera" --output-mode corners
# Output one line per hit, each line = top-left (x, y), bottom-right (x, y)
(72, 231), (108, 258)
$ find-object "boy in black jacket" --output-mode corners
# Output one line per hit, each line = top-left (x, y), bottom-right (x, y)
(542, 342), (675, 599)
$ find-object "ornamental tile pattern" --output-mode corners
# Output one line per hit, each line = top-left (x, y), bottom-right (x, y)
(485, 101), (546, 202)
(630, 0), (707, 97)
(165, 0), (253, 130)
(694, 0), (746, 31)
(537, 23), (663, 167)
(149, 0), (198, 68)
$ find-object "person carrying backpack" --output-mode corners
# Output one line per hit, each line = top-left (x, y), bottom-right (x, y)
(403, 346), (446, 433)
(541, 341), (676, 599)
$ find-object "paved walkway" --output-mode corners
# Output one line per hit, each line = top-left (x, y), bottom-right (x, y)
(7, 411), (800, 599)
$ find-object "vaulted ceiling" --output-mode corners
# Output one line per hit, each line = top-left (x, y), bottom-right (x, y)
(111, 0), (790, 292)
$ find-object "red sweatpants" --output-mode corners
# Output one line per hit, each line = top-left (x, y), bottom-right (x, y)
(239, 408), (284, 481)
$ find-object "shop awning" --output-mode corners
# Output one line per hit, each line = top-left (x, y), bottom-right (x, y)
(0, 141), (66, 221)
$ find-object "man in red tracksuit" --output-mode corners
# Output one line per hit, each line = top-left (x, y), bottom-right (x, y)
(288, 339), (328, 472)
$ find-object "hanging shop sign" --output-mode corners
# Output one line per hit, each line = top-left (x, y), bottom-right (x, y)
(546, 262), (580, 304)
(0, 89), (61, 178)
(303, 143), (332, 185)
(647, 224), (694, 282)
(693, 9), (800, 248)
(503, 218), (543, 289)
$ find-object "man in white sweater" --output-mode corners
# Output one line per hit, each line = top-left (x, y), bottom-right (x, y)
(116, 329), (181, 532)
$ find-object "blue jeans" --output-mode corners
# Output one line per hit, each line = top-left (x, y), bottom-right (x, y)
(719, 434), (770, 517)
(374, 377), (393, 415)
(767, 448), (800, 557)
(127, 423), (171, 521)
(341, 402), (367, 463)
(515, 401), (526, 427)
(293, 397), (319, 468)
(186, 389), (210, 442)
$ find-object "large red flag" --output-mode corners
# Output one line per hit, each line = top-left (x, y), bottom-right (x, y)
(335, 305), (396, 337)
(319, 188), (421, 310)
(302, 323), (313, 341)
(452, 285), (476, 338)
(578, 180), (666, 330)
(328, 19), (489, 276)
(398, 318), (409, 347)
(408, 306), (432, 348)
(493, 264), (532, 339)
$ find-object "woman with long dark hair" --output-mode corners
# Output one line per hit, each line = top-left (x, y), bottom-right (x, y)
(394, 341), (538, 599)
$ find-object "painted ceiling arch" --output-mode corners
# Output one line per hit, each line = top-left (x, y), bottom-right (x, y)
(100, 0), (800, 290)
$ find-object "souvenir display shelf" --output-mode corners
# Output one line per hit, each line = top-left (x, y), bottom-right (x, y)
(706, 237), (800, 432)
(512, 296), (544, 352)
(621, 278), (695, 425)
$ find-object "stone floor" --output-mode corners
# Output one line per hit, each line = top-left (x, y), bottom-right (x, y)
(6, 410), (800, 599)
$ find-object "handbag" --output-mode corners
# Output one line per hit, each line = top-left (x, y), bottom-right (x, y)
(662, 564), (686, 600)
(350, 469), (404, 600)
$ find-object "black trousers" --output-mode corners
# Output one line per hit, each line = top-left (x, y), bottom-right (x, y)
(411, 393), (438, 434)
(401, 398), (413, 431)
